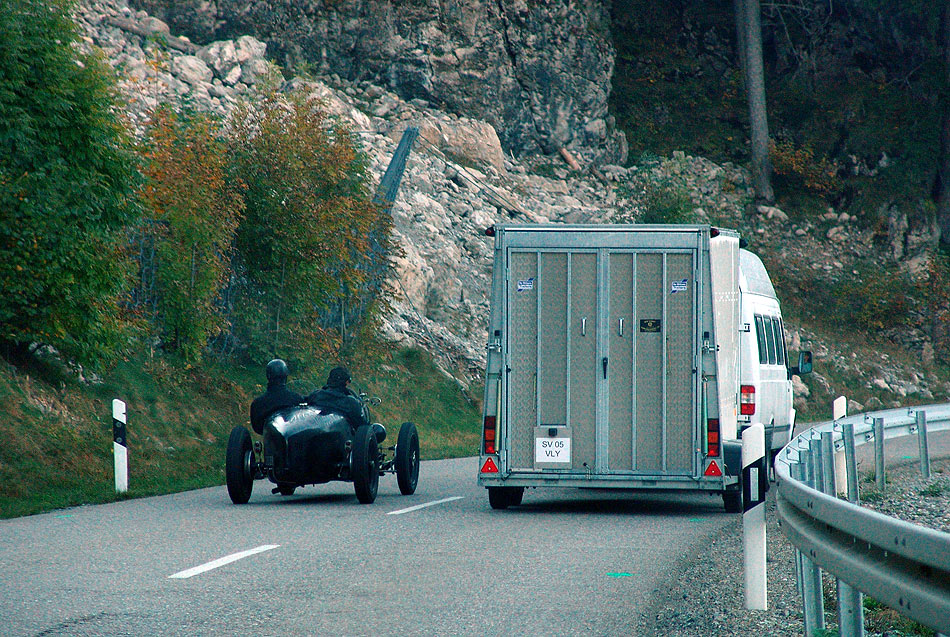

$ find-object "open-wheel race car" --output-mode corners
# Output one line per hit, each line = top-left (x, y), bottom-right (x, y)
(225, 398), (420, 505)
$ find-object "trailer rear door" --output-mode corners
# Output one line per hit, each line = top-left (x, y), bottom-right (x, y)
(505, 236), (699, 477)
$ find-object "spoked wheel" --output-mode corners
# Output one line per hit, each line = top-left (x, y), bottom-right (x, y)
(226, 426), (255, 504)
(352, 424), (380, 504)
(488, 486), (524, 510)
(395, 422), (420, 495)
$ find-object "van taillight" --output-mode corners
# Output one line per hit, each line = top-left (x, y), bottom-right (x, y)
(706, 418), (720, 457)
(483, 415), (497, 454)
(740, 385), (756, 415)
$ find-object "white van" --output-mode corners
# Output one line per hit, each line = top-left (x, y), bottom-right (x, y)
(738, 249), (800, 461)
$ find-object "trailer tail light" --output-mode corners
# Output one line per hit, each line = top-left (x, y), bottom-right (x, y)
(740, 385), (756, 415)
(706, 418), (720, 457)
(483, 415), (497, 454)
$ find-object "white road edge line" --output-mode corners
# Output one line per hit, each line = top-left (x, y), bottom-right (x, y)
(387, 496), (464, 515)
(168, 544), (280, 579)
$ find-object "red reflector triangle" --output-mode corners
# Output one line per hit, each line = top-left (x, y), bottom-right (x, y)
(704, 460), (722, 477)
(480, 457), (499, 473)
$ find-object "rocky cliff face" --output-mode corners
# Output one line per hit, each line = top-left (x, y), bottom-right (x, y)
(127, 0), (627, 164)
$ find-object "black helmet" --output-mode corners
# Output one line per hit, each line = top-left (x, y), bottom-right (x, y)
(265, 359), (289, 384)
(326, 366), (351, 389)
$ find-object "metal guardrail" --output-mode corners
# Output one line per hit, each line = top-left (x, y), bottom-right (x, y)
(774, 403), (950, 634)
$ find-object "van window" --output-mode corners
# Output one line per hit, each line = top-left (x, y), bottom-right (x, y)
(763, 316), (777, 365)
(754, 315), (768, 364)
(772, 319), (786, 366)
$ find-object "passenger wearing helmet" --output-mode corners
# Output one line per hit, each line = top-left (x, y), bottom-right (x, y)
(305, 366), (371, 432)
(250, 359), (305, 435)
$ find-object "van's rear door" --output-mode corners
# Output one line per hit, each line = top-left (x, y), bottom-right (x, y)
(503, 228), (701, 478)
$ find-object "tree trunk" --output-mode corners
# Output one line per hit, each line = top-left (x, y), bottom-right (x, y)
(741, 0), (774, 204)
(938, 4), (950, 245)
(734, 0), (748, 87)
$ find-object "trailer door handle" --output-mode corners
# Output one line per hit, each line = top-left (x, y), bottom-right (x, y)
(602, 357), (608, 379)
(582, 317), (587, 336)
(619, 318), (624, 337)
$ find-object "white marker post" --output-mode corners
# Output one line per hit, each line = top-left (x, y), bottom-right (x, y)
(832, 396), (848, 494)
(112, 399), (128, 494)
(743, 422), (767, 610)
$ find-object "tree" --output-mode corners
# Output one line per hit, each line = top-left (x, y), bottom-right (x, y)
(227, 91), (389, 364)
(737, 0), (774, 203)
(938, 3), (950, 245)
(0, 0), (140, 365)
(139, 106), (244, 362)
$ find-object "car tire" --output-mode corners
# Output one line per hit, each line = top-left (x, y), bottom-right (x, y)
(352, 424), (380, 504)
(395, 422), (420, 495)
(226, 426), (254, 504)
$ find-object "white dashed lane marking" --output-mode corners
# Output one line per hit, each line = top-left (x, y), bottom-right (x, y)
(387, 496), (464, 515)
(169, 544), (280, 579)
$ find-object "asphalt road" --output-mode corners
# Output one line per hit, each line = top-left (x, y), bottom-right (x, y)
(0, 457), (737, 637)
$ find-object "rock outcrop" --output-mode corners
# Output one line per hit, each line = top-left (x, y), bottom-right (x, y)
(127, 0), (627, 164)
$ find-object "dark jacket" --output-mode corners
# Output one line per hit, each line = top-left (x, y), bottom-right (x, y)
(250, 383), (304, 435)
(305, 386), (370, 431)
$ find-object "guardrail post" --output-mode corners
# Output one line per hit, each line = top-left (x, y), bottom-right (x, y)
(112, 399), (128, 494)
(742, 423), (767, 610)
(873, 417), (885, 490)
(822, 430), (865, 636)
(916, 411), (931, 480)
(842, 422), (859, 505)
(800, 449), (825, 634)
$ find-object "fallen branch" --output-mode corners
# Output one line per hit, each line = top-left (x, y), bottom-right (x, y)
(559, 147), (581, 171)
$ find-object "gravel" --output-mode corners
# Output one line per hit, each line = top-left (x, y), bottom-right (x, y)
(643, 456), (949, 636)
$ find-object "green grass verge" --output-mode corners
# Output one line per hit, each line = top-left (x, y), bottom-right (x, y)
(0, 344), (482, 519)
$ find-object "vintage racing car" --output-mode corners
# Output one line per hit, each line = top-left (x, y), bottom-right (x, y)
(225, 397), (420, 505)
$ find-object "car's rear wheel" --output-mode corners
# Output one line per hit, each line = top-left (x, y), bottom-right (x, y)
(226, 426), (254, 504)
(395, 422), (420, 495)
(352, 424), (380, 504)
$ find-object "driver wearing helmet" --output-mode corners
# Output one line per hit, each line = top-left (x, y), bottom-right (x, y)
(250, 359), (304, 435)
(305, 366), (371, 432)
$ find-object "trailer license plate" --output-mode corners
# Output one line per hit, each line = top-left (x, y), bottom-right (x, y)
(535, 437), (570, 463)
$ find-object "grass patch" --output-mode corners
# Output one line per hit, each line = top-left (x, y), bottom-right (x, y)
(919, 481), (948, 497)
(0, 342), (481, 519)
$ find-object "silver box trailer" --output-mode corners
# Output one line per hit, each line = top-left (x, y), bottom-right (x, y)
(478, 224), (746, 511)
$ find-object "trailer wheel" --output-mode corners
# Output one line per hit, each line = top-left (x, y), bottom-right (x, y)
(277, 484), (296, 496)
(352, 424), (380, 504)
(395, 422), (420, 495)
(722, 490), (741, 513)
(488, 486), (523, 510)
(226, 426), (255, 504)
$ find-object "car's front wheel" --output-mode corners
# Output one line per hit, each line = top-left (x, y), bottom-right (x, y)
(352, 424), (380, 504)
(226, 426), (254, 504)
(395, 422), (420, 495)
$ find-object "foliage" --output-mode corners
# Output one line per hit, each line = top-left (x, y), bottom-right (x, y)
(227, 91), (390, 365)
(769, 138), (840, 194)
(139, 106), (244, 362)
(615, 167), (695, 224)
(0, 0), (141, 366)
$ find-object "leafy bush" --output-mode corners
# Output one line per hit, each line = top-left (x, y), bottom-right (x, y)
(227, 91), (390, 364)
(615, 169), (694, 225)
(0, 0), (140, 366)
(138, 106), (244, 362)
(769, 138), (840, 195)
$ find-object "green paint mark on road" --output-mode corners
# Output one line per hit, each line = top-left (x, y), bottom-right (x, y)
(54, 514), (73, 519)
(607, 572), (633, 578)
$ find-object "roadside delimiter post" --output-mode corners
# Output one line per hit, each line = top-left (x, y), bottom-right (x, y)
(113, 399), (128, 493)
(742, 422), (766, 610)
